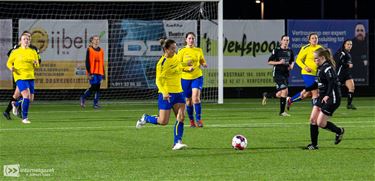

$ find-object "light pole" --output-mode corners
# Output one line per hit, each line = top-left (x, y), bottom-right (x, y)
(255, 0), (264, 19)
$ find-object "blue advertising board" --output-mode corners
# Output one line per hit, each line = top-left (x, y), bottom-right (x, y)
(287, 20), (369, 86)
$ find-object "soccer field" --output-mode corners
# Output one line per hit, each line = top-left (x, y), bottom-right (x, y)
(1, 97), (374, 180)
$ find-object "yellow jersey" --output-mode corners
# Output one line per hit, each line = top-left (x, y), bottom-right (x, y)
(177, 46), (206, 80)
(7, 47), (39, 82)
(295, 44), (322, 75)
(156, 54), (183, 96)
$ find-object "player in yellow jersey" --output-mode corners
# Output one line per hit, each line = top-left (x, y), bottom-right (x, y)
(3, 31), (41, 120)
(136, 39), (192, 150)
(177, 32), (207, 128)
(6, 33), (39, 124)
(287, 33), (322, 110)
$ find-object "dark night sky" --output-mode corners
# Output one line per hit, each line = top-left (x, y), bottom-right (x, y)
(223, 0), (372, 19)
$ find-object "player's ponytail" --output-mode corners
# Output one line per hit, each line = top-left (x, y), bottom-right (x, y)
(160, 38), (176, 52)
(315, 47), (336, 69)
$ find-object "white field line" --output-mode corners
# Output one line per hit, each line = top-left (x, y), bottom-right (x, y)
(0, 121), (374, 132)
(29, 106), (375, 114)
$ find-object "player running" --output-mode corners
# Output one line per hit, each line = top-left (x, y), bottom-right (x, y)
(287, 33), (322, 110)
(262, 35), (295, 116)
(136, 39), (192, 150)
(3, 31), (41, 120)
(6, 32), (39, 124)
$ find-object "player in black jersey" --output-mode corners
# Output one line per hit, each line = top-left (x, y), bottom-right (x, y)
(3, 31), (41, 120)
(304, 47), (344, 150)
(334, 39), (356, 110)
(262, 35), (295, 116)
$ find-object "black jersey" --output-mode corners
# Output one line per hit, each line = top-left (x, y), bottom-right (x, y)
(316, 62), (341, 100)
(334, 49), (352, 76)
(268, 47), (294, 77)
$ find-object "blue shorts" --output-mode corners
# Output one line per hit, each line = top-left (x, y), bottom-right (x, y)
(158, 93), (186, 110)
(16, 80), (35, 94)
(90, 74), (103, 85)
(302, 75), (316, 88)
(181, 76), (204, 98)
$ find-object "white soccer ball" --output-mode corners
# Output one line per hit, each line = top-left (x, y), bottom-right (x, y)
(232, 134), (248, 150)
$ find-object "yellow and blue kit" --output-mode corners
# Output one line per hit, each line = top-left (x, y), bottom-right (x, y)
(156, 54), (183, 96)
(177, 46), (206, 80)
(295, 44), (322, 76)
(7, 47), (39, 82)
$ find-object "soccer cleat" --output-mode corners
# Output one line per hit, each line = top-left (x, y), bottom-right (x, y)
(279, 112), (291, 117)
(11, 101), (18, 116)
(305, 144), (319, 150)
(22, 118), (31, 124)
(196, 120), (203, 127)
(189, 120), (196, 128)
(286, 97), (292, 111)
(136, 114), (147, 128)
(80, 96), (85, 108)
(335, 128), (345, 145)
(3, 112), (11, 120)
(347, 104), (357, 110)
(172, 141), (188, 150)
(262, 92), (267, 105)
(93, 104), (101, 109)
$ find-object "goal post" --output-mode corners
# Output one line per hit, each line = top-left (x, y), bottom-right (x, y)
(0, 0), (223, 103)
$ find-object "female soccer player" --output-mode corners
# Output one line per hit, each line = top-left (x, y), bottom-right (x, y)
(6, 32), (39, 124)
(136, 39), (189, 150)
(80, 35), (105, 109)
(263, 35), (294, 116)
(287, 33), (322, 110)
(305, 47), (345, 150)
(177, 32), (207, 127)
(334, 39), (356, 110)
(3, 31), (40, 120)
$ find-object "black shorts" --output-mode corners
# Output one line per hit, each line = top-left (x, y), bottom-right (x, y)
(315, 96), (341, 116)
(338, 71), (353, 84)
(273, 76), (288, 91)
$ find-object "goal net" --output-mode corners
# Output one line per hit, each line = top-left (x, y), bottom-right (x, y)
(0, 0), (221, 103)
